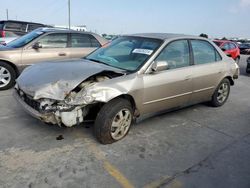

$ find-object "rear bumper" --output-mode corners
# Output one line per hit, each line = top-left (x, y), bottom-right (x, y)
(13, 89), (58, 124)
(233, 65), (240, 79)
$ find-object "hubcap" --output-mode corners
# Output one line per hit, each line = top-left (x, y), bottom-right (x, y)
(217, 83), (229, 103)
(0, 66), (11, 88)
(111, 108), (132, 140)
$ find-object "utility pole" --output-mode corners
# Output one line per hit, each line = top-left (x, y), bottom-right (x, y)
(68, 0), (71, 29)
(6, 9), (9, 20)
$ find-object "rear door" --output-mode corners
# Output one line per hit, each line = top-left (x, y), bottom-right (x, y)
(189, 40), (225, 103)
(69, 33), (101, 58)
(142, 40), (193, 114)
(21, 33), (71, 65)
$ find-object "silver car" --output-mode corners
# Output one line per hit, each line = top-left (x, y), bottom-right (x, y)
(0, 28), (107, 90)
(14, 33), (239, 144)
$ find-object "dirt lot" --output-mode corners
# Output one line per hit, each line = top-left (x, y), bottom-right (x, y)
(0, 56), (249, 188)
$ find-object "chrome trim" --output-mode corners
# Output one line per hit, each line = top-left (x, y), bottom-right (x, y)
(193, 86), (214, 93)
(143, 91), (192, 105)
(143, 86), (214, 105)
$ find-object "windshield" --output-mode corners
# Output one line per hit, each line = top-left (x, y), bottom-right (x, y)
(7, 30), (44, 48)
(86, 36), (162, 71)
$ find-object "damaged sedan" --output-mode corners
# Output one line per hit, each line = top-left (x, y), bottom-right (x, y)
(14, 33), (239, 144)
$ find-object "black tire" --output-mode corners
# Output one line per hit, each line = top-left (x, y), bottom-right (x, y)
(210, 78), (230, 107)
(94, 98), (133, 144)
(0, 61), (16, 90)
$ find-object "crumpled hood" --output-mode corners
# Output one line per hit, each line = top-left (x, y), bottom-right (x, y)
(16, 59), (123, 100)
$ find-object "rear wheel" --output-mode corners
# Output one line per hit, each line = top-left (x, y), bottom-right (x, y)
(94, 98), (133, 144)
(0, 62), (16, 90)
(210, 78), (230, 107)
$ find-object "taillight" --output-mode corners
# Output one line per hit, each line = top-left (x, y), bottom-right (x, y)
(0, 30), (5, 37)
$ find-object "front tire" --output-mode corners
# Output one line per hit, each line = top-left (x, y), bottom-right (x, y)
(0, 61), (16, 90)
(94, 98), (133, 144)
(210, 78), (230, 107)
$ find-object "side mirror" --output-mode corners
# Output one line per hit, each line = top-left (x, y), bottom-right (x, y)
(226, 53), (232, 57)
(221, 48), (226, 51)
(32, 42), (42, 49)
(151, 61), (169, 72)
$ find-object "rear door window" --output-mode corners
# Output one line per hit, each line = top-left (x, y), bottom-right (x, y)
(191, 40), (221, 64)
(38, 33), (68, 48)
(71, 34), (92, 47)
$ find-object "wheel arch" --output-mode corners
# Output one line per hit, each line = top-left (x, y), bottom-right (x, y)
(225, 76), (234, 86)
(110, 94), (139, 117)
(0, 59), (19, 78)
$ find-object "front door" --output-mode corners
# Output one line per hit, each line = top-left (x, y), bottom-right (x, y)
(21, 33), (71, 65)
(142, 40), (193, 114)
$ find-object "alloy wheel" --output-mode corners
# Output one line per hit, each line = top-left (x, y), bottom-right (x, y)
(110, 108), (132, 140)
(0, 66), (11, 88)
(217, 83), (229, 104)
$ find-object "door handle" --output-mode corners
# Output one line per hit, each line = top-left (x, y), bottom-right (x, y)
(58, 52), (66, 56)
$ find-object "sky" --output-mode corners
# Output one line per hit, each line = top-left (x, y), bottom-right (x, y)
(1, 0), (250, 38)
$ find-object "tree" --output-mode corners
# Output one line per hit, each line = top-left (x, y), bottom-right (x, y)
(199, 33), (208, 38)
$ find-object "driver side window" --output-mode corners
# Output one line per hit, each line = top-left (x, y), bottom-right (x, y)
(156, 40), (190, 70)
(37, 33), (68, 48)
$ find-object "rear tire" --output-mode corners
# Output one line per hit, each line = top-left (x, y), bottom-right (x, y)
(0, 61), (16, 90)
(94, 98), (133, 144)
(210, 78), (230, 107)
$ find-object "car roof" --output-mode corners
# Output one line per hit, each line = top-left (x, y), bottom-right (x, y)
(34, 27), (108, 45)
(124, 33), (199, 40)
(0, 20), (47, 26)
(37, 27), (95, 35)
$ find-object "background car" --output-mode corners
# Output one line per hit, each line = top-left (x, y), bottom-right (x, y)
(0, 20), (50, 45)
(213, 40), (240, 63)
(14, 34), (239, 144)
(0, 20), (50, 36)
(239, 43), (250, 55)
(0, 28), (108, 90)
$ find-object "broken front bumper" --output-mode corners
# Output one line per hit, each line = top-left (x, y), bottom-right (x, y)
(13, 89), (58, 124)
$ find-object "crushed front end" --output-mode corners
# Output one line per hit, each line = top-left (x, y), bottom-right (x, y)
(14, 86), (90, 127)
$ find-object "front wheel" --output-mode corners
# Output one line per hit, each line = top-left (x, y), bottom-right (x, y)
(94, 98), (133, 144)
(210, 78), (230, 107)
